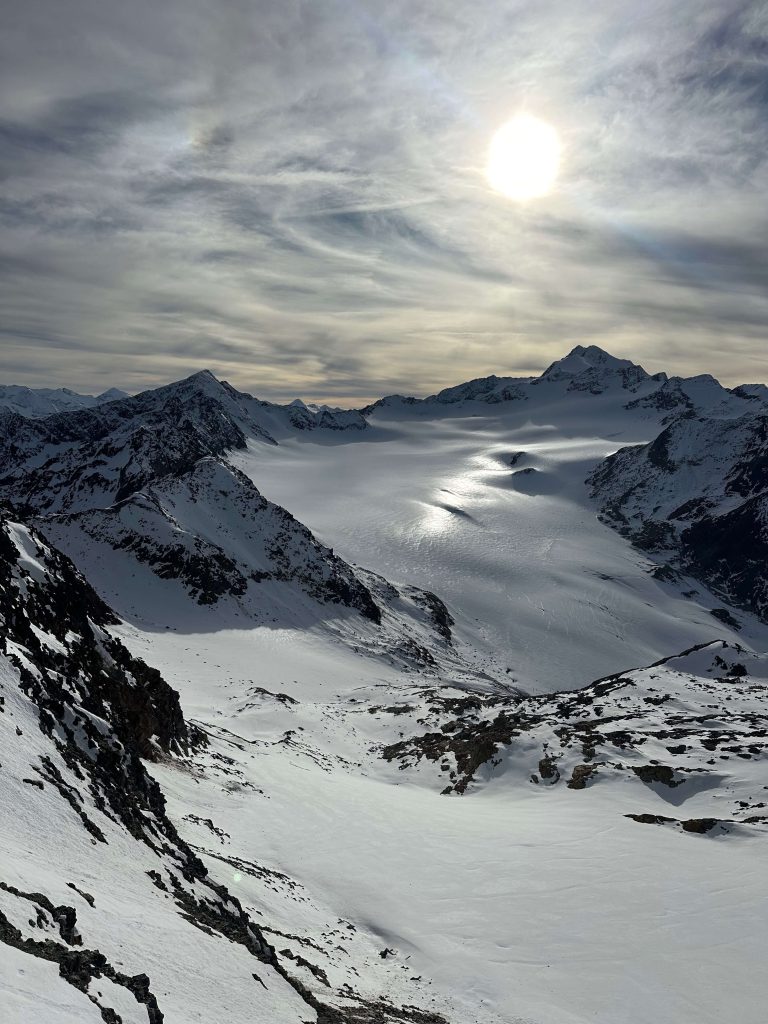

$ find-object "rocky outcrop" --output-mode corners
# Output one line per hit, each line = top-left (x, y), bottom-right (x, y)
(0, 370), (366, 516)
(589, 409), (768, 621)
(380, 641), (768, 827)
(41, 457), (383, 622)
(0, 508), (199, 839)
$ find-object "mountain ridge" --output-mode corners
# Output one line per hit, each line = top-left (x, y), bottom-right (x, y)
(2, 343), (767, 1024)
(7, 344), (766, 421)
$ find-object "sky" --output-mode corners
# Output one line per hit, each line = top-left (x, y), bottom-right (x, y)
(1, 0), (767, 404)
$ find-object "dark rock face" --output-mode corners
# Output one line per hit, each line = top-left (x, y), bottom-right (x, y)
(406, 589), (454, 642)
(683, 498), (768, 622)
(589, 409), (768, 623)
(566, 764), (597, 790)
(631, 764), (681, 787)
(0, 370), (365, 517)
(626, 814), (732, 836)
(681, 818), (719, 834)
(384, 703), (517, 795)
(312, 998), (448, 1023)
(0, 508), (198, 839)
(42, 458), (382, 622)
(626, 813), (675, 826)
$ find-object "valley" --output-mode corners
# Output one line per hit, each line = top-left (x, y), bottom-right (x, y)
(1, 345), (767, 1024)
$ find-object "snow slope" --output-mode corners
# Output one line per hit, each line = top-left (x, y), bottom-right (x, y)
(114, 619), (768, 1024)
(2, 344), (767, 1024)
(0, 384), (128, 418)
(0, 510), (324, 1024)
(233, 351), (768, 691)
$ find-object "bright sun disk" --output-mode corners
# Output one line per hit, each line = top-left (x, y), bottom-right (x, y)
(486, 114), (561, 201)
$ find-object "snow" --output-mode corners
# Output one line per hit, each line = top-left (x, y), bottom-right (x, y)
(7, 522), (48, 583)
(541, 343), (645, 380)
(0, 384), (128, 419)
(231, 391), (768, 692)
(109, 622), (768, 1024)
(1, 944), (106, 1024)
(2, 348), (768, 1024)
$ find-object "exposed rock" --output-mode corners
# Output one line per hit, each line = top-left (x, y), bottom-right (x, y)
(380, 641), (768, 826)
(589, 409), (768, 622)
(566, 764), (597, 790)
(631, 764), (681, 787)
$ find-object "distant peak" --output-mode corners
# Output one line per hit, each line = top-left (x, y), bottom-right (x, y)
(541, 345), (647, 381)
(96, 387), (129, 402)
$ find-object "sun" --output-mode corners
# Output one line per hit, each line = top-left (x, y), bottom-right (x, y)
(486, 114), (561, 201)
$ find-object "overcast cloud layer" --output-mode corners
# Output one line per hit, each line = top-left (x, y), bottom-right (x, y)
(1, 0), (767, 402)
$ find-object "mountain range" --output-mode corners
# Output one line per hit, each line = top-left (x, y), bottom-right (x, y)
(0, 384), (129, 419)
(1, 344), (766, 1024)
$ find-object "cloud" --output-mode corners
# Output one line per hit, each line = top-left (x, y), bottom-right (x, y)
(0, 0), (766, 401)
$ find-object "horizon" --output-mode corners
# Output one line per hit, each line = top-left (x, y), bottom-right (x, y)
(2, 8), (768, 1006)
(2, 342), (766, 409)
(1, 1), (766, 400)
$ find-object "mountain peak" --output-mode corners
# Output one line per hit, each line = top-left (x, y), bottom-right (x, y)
(533, 345), (654, 396)
(0, 383), (130, 418)
(96, 387), (129, 402)
(182, 368), (221, 386)
(152, 368), (233, 403)
(541, 345), (646, 381)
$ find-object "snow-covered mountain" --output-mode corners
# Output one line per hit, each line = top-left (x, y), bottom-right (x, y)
(363, 343), (765, 417)
(589, 406), (768, 622)
(537, 343), (652, 392)
(0, 508), (310, 1022)
(0, 384), (128, 418)
(40, 457), (476, 682)
(625, 372), (756, 421)
(0, 369), (367, 515)
(2, 345), (767, 1024)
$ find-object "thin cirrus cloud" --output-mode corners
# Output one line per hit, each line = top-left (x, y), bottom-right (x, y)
(0, 0), (766, 403)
